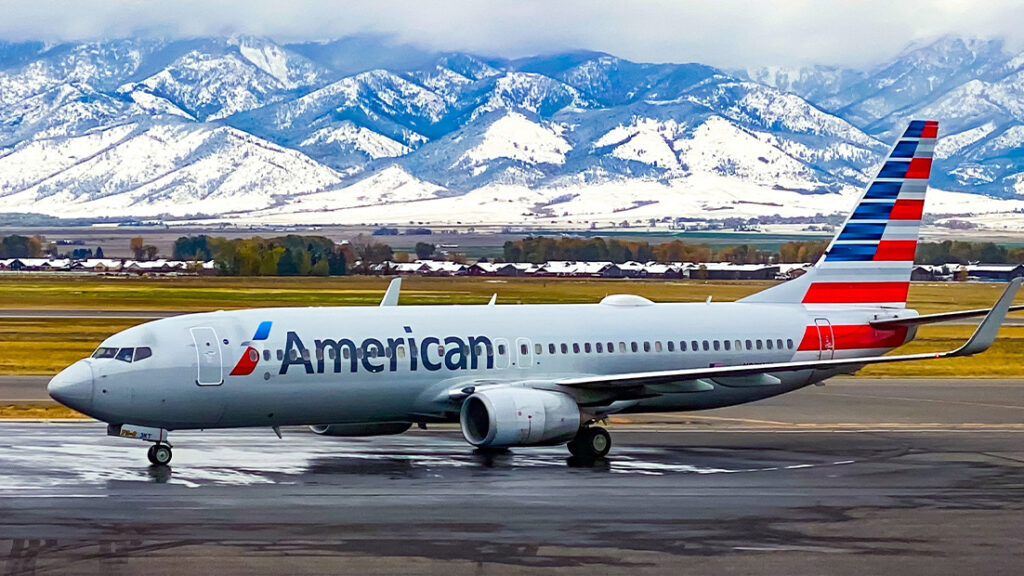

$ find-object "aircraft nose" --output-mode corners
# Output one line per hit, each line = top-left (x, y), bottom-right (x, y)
(48, 361), (94, 412)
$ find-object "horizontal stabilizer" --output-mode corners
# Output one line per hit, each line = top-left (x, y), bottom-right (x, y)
(870, 304), (1024, 329)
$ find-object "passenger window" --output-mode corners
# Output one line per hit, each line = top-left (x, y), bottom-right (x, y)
(766, 339), (773, 350)
(303, 349), (311, 361)
(498, 344), (506, 355)
(607, 342), (614, 353)
(680, 341), (687, 352)
(619, 342), (626, 353)
(667, 341), (674, 352)
(777, 339), (784, 350)
(398, 346), (407, 358)
(520, 344), (528, 355)
(787, 339), (794, 350)
(572, 343), (580, 354)
(549, 343), (556, 354)
(631, 342), (638, 353)
(756, 340), (763, 350)
(655, 341), (663, 352)
(713, 340), (720, 351)
(596, 342), (604, 353)
(724, 340), (731, 351)
(343, 349), (350, 359)
(643, 341), (651, 352)
(263, 349), (271, 361)
(745, 340), (752, 350)
(386, 347), (393, 358)
(585, 342), (592, 353)
(735, 340), (742, 351)
(92, 347), (118, 359)
(702, 341), (710, 351)
(115, 348), (134, 363)
(277, 349), (284, 361)
(535, 343), (542, 355)
(134, 347), (152, 361)
(561, 343), (568, 354)
(692, 340), (699, 351)
(316, 348), (324, 361)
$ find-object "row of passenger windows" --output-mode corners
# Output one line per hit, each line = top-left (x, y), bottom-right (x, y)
(527, 338), (794, 356)
(264, 336), (795, 363)
(92, 347), (153, 363)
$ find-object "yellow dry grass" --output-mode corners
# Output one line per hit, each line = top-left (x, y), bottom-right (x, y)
(0, 276), (1021, 378)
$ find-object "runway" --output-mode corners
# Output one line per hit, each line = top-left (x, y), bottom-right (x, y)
(1, 379), (1022, 575)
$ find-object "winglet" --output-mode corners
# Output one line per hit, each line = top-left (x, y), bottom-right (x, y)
(950, 278), (1022, 357)
(380, 278), (401, 307)
(488, 293), (497, 306)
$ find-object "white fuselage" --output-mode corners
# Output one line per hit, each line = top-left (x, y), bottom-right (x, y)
(68, 297), (915, 430)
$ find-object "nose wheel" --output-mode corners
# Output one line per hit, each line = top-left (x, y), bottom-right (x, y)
(147, 444), (173, 466)
(567, 426), (611, 459)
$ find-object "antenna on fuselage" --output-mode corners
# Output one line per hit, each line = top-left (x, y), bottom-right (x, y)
(380, 278), (401, 306)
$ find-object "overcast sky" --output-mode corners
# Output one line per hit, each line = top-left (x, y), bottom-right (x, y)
(3, 0), (1023, 68)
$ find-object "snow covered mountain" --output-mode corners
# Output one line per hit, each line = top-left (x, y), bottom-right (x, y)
(746, 36), (1024, 198)
(0, 35), (1022, 225)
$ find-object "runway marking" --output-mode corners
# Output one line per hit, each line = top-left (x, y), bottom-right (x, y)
(810, 391), (1024, 411)
(622, 414), (795, 426)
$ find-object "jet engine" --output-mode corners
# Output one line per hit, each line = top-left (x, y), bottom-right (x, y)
(309, 422), (412, 436)
(460, 388), (580, 448)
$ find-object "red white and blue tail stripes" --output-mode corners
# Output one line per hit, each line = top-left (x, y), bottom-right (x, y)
(740, 120), (937, 308)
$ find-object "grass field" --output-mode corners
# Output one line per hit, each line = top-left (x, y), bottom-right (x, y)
(0, 275), (1021, 377)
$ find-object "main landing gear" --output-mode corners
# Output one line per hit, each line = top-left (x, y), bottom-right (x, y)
(567, 426), (611, 459)
(146, 443), (173, 466)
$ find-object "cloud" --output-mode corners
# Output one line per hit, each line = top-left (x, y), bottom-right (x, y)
(1, 0), (1022, 67)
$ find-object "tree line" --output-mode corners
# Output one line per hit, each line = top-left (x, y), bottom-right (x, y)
(502, 237), (830, 265)
(172, 234), (397, 276)
(502, 236), (1024, 266)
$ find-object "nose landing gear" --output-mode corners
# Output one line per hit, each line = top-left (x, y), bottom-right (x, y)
(567, 425), (611, 459)
(107, 424), (173, 466)
(146, 443), (173, 466)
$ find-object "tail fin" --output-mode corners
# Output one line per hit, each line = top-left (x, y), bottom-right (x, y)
(741, 120), (938, 308)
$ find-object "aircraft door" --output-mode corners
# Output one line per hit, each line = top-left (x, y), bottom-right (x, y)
(190, 327), (224, 385)
(814, 318), (835, 361)
(494, 338), (510, 369)
(515, 337), (533, 369)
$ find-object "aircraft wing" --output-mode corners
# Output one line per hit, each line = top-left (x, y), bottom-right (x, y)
(557, 278), (1021, 391)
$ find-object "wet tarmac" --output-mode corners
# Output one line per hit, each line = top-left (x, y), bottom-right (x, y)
(0, 422), (1022, 575)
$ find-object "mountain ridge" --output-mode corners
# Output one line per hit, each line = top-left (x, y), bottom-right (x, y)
(0, 35), (1022, 226)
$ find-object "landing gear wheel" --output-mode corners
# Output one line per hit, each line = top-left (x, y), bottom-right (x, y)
(567, 426), (611, 459)
(147, 444), (172, 466)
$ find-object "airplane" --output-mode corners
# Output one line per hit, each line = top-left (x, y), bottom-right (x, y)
(48, 120), (1024, 466)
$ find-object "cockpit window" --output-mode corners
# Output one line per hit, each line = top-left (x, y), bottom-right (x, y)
(134, 347), (152, 362)
(92, 347), (118, 359)
(115, 348), (134, 363)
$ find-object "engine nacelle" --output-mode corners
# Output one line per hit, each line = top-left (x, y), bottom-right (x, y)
(309, 422), (412, 436)
(460, 388), (580, 447)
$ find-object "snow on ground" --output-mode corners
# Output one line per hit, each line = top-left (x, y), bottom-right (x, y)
(457, 112), (571, 167)
(299, 123), (411, 159)
(934, 122), (996, 159)
(210, 170), (1024, 231)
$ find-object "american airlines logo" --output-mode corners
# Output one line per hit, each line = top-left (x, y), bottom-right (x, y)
(281, 328), (495, 375)
(229, 321), (273, 376)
